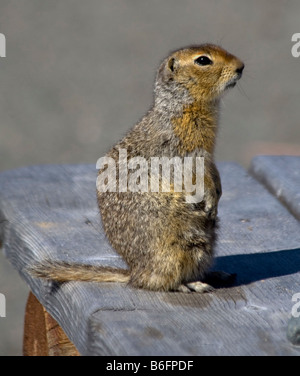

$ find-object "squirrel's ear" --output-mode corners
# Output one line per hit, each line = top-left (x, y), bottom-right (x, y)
(167, 56), (180, 74)
(168, 57), (176, 72)
(159, 56), (178, 82)
(157, 56), (179, 83)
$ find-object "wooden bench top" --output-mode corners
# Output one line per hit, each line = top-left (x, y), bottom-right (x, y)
(0, 156), (300, 355)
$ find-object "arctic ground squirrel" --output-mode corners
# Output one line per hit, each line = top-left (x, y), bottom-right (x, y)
(30, 44), (244, 292)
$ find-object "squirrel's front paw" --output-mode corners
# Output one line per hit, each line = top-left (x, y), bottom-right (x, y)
(203, 192), (218, 218)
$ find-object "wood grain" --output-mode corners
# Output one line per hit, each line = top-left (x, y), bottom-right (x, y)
(1, 161), (300, 355)
(250, 156), (300, 220)
(250, 156), (300, 346)
(23, 291), (79, 356)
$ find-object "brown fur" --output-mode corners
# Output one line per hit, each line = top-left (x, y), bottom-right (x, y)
(30, 44), (244, 292)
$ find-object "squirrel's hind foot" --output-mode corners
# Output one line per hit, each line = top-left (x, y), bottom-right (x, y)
(176, 271), (236, 293)
(177, 281), (215, 293)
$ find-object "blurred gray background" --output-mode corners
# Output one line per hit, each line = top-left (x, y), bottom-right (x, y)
(0, 0), (299, 355)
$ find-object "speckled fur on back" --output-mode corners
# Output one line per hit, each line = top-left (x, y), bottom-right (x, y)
(98, 44), (244, 291)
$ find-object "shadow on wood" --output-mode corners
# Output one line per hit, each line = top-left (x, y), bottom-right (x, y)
(214, 248), (300, 286)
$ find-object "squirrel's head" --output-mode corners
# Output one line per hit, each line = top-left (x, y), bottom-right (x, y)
(156, 44), (244, 104)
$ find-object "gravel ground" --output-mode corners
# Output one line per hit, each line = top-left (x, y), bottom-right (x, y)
(0, 0), (299, 355)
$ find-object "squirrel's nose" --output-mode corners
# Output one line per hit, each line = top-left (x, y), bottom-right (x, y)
(236, 64), (245, 76)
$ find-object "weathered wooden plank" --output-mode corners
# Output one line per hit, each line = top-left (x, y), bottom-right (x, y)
(87, 162), (300, 355)
(0, 164), (126, 354)
(0, 162), (300, 355)
(23, 291), (79, 356)
(250, 156), (300, 220)
(23, 291), (49, 356)
(249, 156), (300, 348)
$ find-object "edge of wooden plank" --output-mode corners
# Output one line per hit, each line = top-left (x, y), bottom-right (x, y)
(249, 155), (300, 220)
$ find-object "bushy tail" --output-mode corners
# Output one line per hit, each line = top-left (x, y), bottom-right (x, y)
(28, 260), (130, 283)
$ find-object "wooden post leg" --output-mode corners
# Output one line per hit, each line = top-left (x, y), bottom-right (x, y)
(23, 292), (80, 356)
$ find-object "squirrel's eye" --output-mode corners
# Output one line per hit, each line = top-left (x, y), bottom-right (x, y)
(194, 56), (212, 66)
